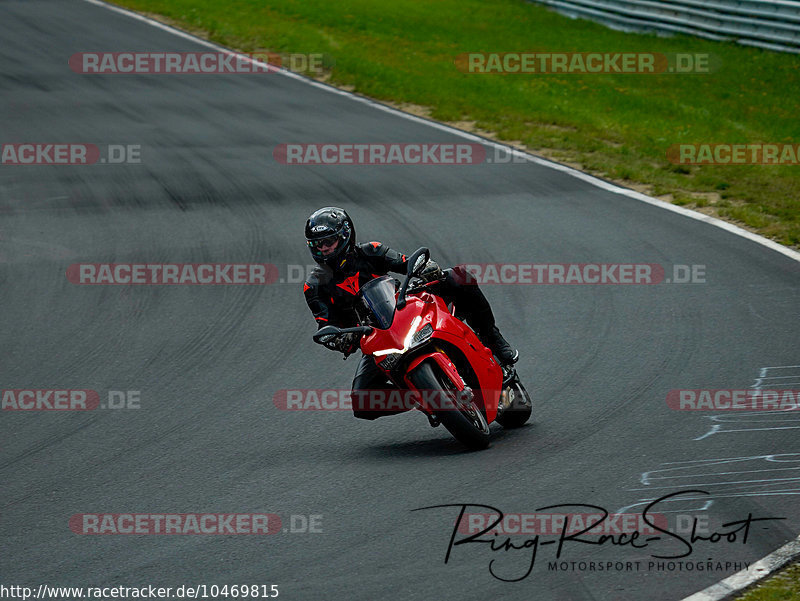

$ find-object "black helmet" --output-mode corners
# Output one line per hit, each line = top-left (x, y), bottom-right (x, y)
(305, 207), (356, 266)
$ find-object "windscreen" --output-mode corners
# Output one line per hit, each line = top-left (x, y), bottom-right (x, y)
(359, 276), (398, 329)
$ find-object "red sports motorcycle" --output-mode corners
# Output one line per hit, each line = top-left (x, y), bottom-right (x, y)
(313, 248), (532, 449)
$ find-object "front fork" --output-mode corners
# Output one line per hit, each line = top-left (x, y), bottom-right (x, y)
(402, 352), (477, 425)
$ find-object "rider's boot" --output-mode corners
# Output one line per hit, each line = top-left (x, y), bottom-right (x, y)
(482, 325), (519, 368)
(471, 306), (519, 373)
(477, 313), (519, 385)
(482, 326), (519, 386)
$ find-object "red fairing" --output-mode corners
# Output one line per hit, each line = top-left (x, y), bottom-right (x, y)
(359, 291), (503, 423)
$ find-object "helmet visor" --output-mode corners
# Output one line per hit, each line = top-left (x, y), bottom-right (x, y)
(307, 234), (341, 257)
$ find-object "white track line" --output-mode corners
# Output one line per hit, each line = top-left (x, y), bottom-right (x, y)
(79, 1), (800, 597)
(81, 0), (800, 265)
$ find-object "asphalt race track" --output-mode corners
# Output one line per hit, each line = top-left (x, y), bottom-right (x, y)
(1, 1), (799, 600)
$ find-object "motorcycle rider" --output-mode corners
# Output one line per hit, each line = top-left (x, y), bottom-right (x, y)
(303, 207), (518, 420)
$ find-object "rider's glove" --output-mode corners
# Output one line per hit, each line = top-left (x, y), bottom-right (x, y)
(418, 259), (443, 283)
(324, 332), (359, 356)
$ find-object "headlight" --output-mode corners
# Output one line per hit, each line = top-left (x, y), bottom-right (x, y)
(373, 317), (433, 359)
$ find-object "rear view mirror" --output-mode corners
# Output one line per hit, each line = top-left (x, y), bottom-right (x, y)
(406, 247), (430, 277)
(313, 325), (341, 344)
(398, 248), (430, 310)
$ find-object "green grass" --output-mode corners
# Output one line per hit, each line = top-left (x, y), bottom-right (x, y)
(735, 562), (800, 600)
(114, 0), (800, 247)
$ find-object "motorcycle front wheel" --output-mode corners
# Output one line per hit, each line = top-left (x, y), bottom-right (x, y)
(408, 361), (491, 450)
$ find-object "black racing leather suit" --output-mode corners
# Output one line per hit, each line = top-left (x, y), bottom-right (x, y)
(304, 241), (507, 420)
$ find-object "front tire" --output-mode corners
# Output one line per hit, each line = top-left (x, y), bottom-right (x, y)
(408, 361), (491, 450)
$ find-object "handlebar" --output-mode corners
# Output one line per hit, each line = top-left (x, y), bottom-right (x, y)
(405, 277), (442, 294)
